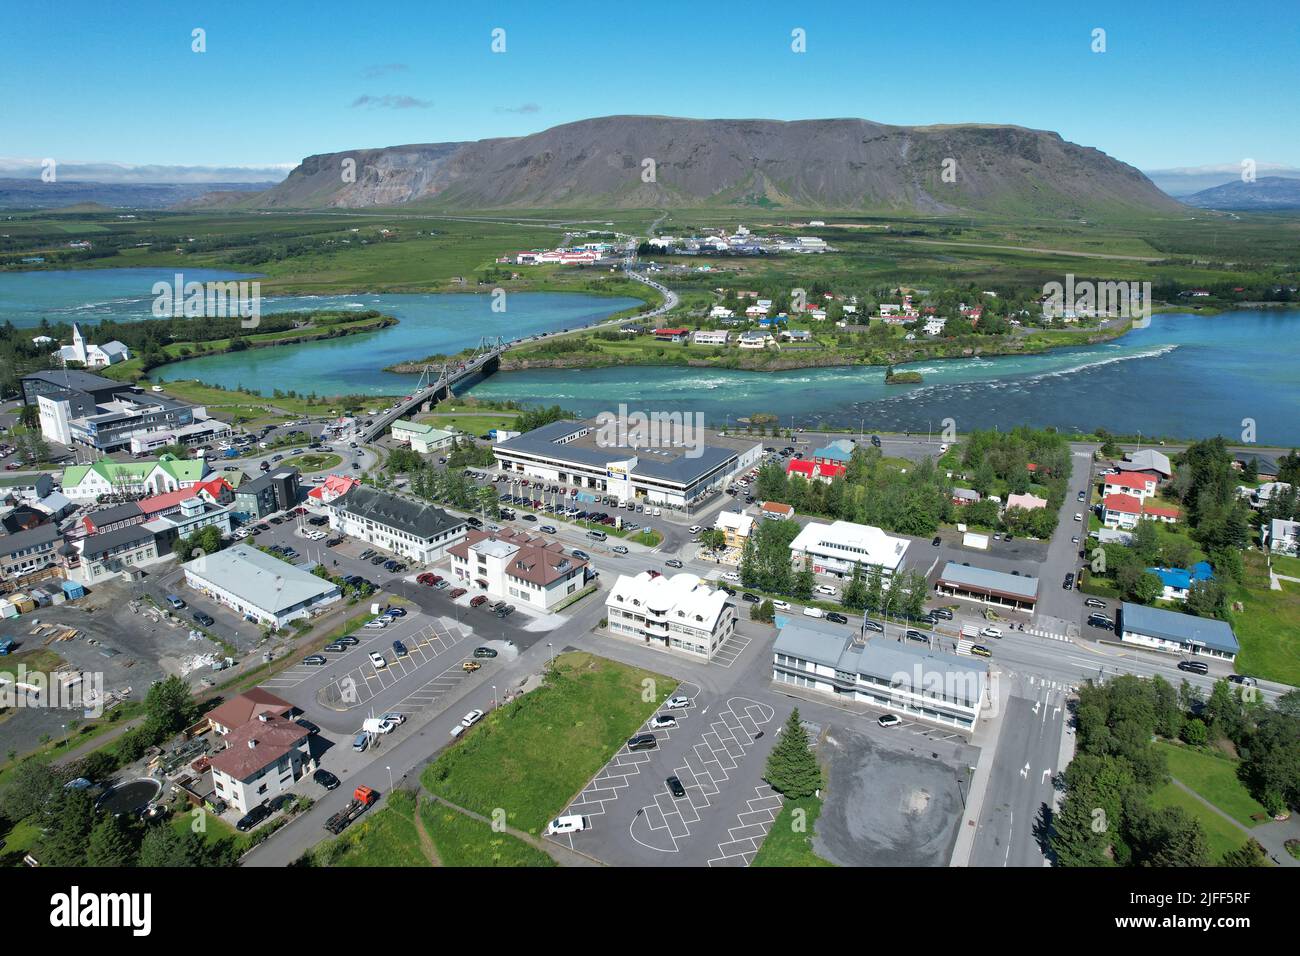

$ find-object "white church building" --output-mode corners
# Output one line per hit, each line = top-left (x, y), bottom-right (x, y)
(56, 323), (130, 369)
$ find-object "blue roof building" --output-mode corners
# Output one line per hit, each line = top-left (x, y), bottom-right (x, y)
(1118, 601), (1239, 661)
(1146, 561), (1213, 600)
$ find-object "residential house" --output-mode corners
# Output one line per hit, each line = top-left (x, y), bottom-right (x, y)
(788, 520), (909, 581)
(1101, 493), (1181, 529)
(210, 713), (311, 815)
(1146, 561), (1214, 602)
(1102, 472), (1158, 500)
(786, 460), (845, 484)
(391, 420), (458, 454)
(447, 527), (587, 610)
(1266, 518), (1299, 556)
(714, 510), (754, 549)
(692, 329), (729, 346)
(759, 501), (795, 521)
(605, 571), (736, 660)
(1005, 492), (1048, 512)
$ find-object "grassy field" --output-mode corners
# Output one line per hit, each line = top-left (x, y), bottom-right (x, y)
(323, 790), (430, 867)
(281, 452), (342, 473)
(1148, 781), (1256, 863)
(751, 795), (836, 867)
(1228, 552), (1300, 685)
(416, 412), (517, 435)
(1269, 553), (1300, 578)
(1154, 741), (1270, 828)
(421, 651), (675, 834)
(418, 798), (555, 867)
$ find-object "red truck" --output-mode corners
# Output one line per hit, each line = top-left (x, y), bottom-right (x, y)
(323, 786), (378, 834)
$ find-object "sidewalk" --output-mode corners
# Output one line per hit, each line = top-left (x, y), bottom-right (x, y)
(949, 669), (1011, 866)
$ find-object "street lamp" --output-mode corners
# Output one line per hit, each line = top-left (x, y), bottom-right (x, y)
(492, 685), (498, 707)
(547, 642), (554, 667)
(386, 766), (394, 791)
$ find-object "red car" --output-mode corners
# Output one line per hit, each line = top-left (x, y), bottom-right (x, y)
(449, 587), (467, 599)
(417, 573), (440, 586)
(470, 595), (488, 607)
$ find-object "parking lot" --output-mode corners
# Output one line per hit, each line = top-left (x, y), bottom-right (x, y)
(548, 687), (782, 866)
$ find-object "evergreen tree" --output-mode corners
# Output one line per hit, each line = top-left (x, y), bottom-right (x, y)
(793, 558), (815, 601)
(86, 813), (139, 867)
(1219, 839), (1270, 867)
(843, 563), (867, 610)
(764, 709), (823, 799)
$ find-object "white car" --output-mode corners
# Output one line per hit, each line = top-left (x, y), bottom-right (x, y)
(688, 525), (702, 534)
(381, 712), (405, 725)
(802, 606), (825, 618)
(877, 713), (902, 728)
(665, 695), (691, 709)
(363, 619), (388, 630)
(648, 714), (678, 729)
(545, 814), (588, 835)
(461, 709), (484, 728)
(814, 584), (838, 596)
(979, 626), (1003, 639)
(369, 651), (387, 669)
(771, 600), (792, 612)
(1073, 513), (1083, 522)
(722, 571), (742, 583)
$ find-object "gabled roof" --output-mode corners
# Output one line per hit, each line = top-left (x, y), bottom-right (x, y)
(334, 485), (464, 540)
(209, 713), (308, 781)
(1119, 602), (1238, 655)
(206, 688), (294, 732)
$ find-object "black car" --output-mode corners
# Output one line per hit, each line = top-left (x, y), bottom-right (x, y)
(313, 768), (340, 791)
(392, 640), (408, 657)
(931, 608), (954, 621)
(627, 733), (658, 752)
(495, 604), (515, 618)
(335, 635), (360, 647)
(296, 718), (321, 735)
(931, 536), (942, 546)
(826, 612), (849, 624)
(192, 611), (215, 627)
(741, 592), (760, 603)
(905, 630), (929, 643)
(235, 803), (271, 832)
(1087, 613), (1115, 629)
(473, 646), (498, 659)
(719, 586), (737, 596)
(666, 776), (687, 799)
(1178, 660), (1209, 675)
(1063, 572), (1075, 590)
(572, 549), (590, 561)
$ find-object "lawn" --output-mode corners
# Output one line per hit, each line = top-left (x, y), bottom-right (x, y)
(1154, 741), (1270, 828)
(421, 651), (675, 834)
(1148, 782), (1256, 863)
(321, 790), (430, 867)
(1269, 552), (1300, 579)
(281, 452), (342, 473)
(751, 795), (836, 867)
(418, 798), (555, 867)
(1228, 554), (1300, 685)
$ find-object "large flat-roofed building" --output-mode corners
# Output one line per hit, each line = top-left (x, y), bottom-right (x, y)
(493, 419), (762, 509)
(182, 545), (342, 627)
(934, 561), (1039, 612)
(1117, 602), (1239, 662)
(605, 570), (736, 660)
(788, 520), (909, 580)
(773, 618), (988, 729)
(329, 486), (466, 564)
(447, 527), (588, 610)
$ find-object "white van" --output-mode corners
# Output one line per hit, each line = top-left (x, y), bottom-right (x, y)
(802, 606), (825, 618)
(545, 814), (589, 835)
(587, 529), (607, 542)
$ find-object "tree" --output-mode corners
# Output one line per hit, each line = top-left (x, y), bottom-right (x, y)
(0, 760), (66, 821)
(1179, 717), (1208, 746)
(139, 825), (214, 867)
(1220, 839), (1270, 867)
(38, 788), (98, 867)
(843, 563), (867, 610)
(792, 558), (814, 601)
(86, 813), (139, 867)
(752, 599), (775, 623)
(764, 709), (822, 798)
(1124, 804), (1209, 867)
(144, 675), (196, 737)
(1239, 709), (1300, 815)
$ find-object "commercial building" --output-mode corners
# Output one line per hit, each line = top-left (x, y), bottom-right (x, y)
(61, 455), (210, 503)
(447, 527), (588, 610)
(330, 486), (466, 564)
(934, 561), (1039, 612)
(605, 571), (736, 660)
(772, 619), (988, 729)
(391, 420), (458, 454)
(73, 524), (165, 584)
(788, 520), (909, 581)
(493, 419), (762, 509)
(66, 392), (207, 454)
(210, 713), (311, 815)
(182, 545), (342, 627)
(233, 469), (301, 520)
(1117, 602), (1239, 662)
(715, 510), (754, 549)
(0, 524), (62, 580)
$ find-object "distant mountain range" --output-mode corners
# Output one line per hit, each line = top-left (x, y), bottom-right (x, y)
(1181, 176), (1300, 211)
(197, 115), (1182, 217)
(0, 179), (275, 210)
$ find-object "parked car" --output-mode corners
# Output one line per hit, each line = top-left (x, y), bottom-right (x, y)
(313, 769), (340, 791)
(1063, 572), (1075, 590)
(931, 536), (942, 546)
(544, 814), (589, 835)
(473, 645), (498, 658)
(392, 640), (408, 657)
(192, 611), (215, 627)
(470, 595), (488, 608)
(235, 803), (271, 832)
(461, 709), (485, 728)
(649, 714), (677, 729)
(665, 695), (691, 709)
(741, 592), (760, 603)
(666, 776), (687, 799)
(771, 600), (791, 612)
(877, 713), (901, 728)
(1227, 674), (1258, 687)
(905, 630), (929, 643)
(1087, 613), (1115, 629)
(302, 655), (327, 666)
(627, 733), (658, 752)
(449, 587), (467, 599)
(165, 595), (186, 610)
(369, 651), (387, 669)
(931, 608), (954, 621)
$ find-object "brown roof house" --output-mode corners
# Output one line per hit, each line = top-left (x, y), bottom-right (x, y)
(448, 527), (588, 611)
(206, 688), (295, 736)
(209, 712), (310, 815)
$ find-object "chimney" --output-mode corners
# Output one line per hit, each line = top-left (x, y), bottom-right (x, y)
(247, 739), (257, 749)
(258, 713), (269, 722)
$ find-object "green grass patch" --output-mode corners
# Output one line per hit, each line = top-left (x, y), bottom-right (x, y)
(318, 790), (430, 867)
(1154, 741), (1270, 828)
(422, 651), (676, 834)
(281, 453), (342, 473)
(1269, 553), (1300, 579)
(1227, 554), (1300, 685)
(418, 799), (555, 867)
(1148, 781), (1257, 863)
(752, 795), (836, 867)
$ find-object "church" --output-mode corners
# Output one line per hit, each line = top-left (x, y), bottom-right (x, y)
(56, 323), (131, 368)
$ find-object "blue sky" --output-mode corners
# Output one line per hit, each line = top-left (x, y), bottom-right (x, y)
(3, 0), (1297, 179)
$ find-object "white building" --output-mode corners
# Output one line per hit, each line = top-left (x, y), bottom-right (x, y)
(447, 528), (588, 610)
(773, 619), (987, 729)
(182, 545), (342, 628)
(692, 329), (729, 346)
(788, 520), (909, 580)
(1268, 518), (1300, 556)
(209, 713), (311, 815)
(391, 420), (459, 454)
(56, 323), (130, 369)
(715, 510), (755, 549)
(605, 571), (736, 660)
(329, 486), (466, 564)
